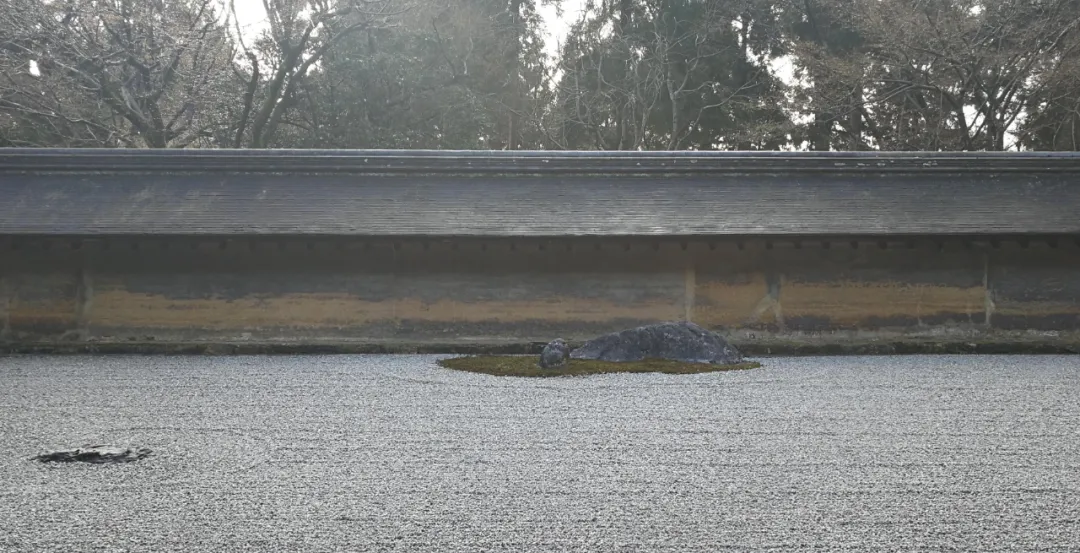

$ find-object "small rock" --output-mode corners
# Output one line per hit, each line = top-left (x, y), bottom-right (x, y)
(539, 338), (570, 368)
(33, 445), (152, 464)
(571, 321), (742, 364)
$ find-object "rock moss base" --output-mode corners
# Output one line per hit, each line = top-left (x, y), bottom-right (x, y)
(437, 355), (760, 377)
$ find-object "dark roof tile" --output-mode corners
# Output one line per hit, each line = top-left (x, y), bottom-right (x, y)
(2, 150), (1078, 237)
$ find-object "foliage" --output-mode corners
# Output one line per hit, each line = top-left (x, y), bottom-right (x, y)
(786, 0), (1080, 151)
(271, 0), (555, 149)
(3, 0), (1079, 150)
(549, 0), (792, 150)
(1, 0), (234, 147)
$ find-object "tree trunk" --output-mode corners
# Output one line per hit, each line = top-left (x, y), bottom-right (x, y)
(847, 86), (862, 150)
(506, 0), (524, 150)
(809, 112), (831, 151)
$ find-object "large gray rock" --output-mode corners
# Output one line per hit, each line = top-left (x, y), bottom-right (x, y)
(33, 445), (152, 464)
(539, 338), (570, 369)
(570, 321), (742, 364)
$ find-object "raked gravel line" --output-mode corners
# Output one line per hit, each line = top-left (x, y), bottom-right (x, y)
(1, 354), (1079, 552)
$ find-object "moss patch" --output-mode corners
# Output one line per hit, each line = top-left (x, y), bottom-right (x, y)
(437, 355), (760, 377)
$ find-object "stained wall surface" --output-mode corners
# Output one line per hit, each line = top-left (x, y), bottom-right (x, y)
(1, 237), (1078, 351)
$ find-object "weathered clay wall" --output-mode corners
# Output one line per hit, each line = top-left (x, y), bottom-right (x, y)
(1, 237), (1077, 353)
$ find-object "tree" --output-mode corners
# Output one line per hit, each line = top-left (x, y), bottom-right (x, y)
(789, 0), (1080, 151)
(0, 0), (235, 148)
(1016, 4), (1080, 151)
(263, 2), (492, 148)
(551, 0), (792, 150)
(433, 0), (556, 149)
(235, 0), (557, 149)
(227, 0), (422, 148)
(785, 0), (866, 150)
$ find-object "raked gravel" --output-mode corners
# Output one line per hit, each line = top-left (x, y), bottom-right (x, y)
(1, 354), (1079, 552)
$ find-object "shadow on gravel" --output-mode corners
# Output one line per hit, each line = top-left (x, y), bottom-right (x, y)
(438, 355), (761, 377)
(32, 445), (152, 464)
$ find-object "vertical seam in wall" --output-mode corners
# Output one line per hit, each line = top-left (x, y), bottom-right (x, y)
(78, 267), (94, 338)
(0, 275), (9, 341)
(391, 243), (399, 330)
(69, 244), (95, 341)
(73, 268), (85, 338)
(774, 273), (785, 331)
(684, 265), (695, 322)
(983, 252), (994, 327)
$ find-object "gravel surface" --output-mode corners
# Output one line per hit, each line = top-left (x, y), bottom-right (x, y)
(1, 354), (1079, 552)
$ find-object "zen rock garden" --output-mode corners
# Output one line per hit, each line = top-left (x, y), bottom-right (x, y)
(439, 321), (760, 377)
